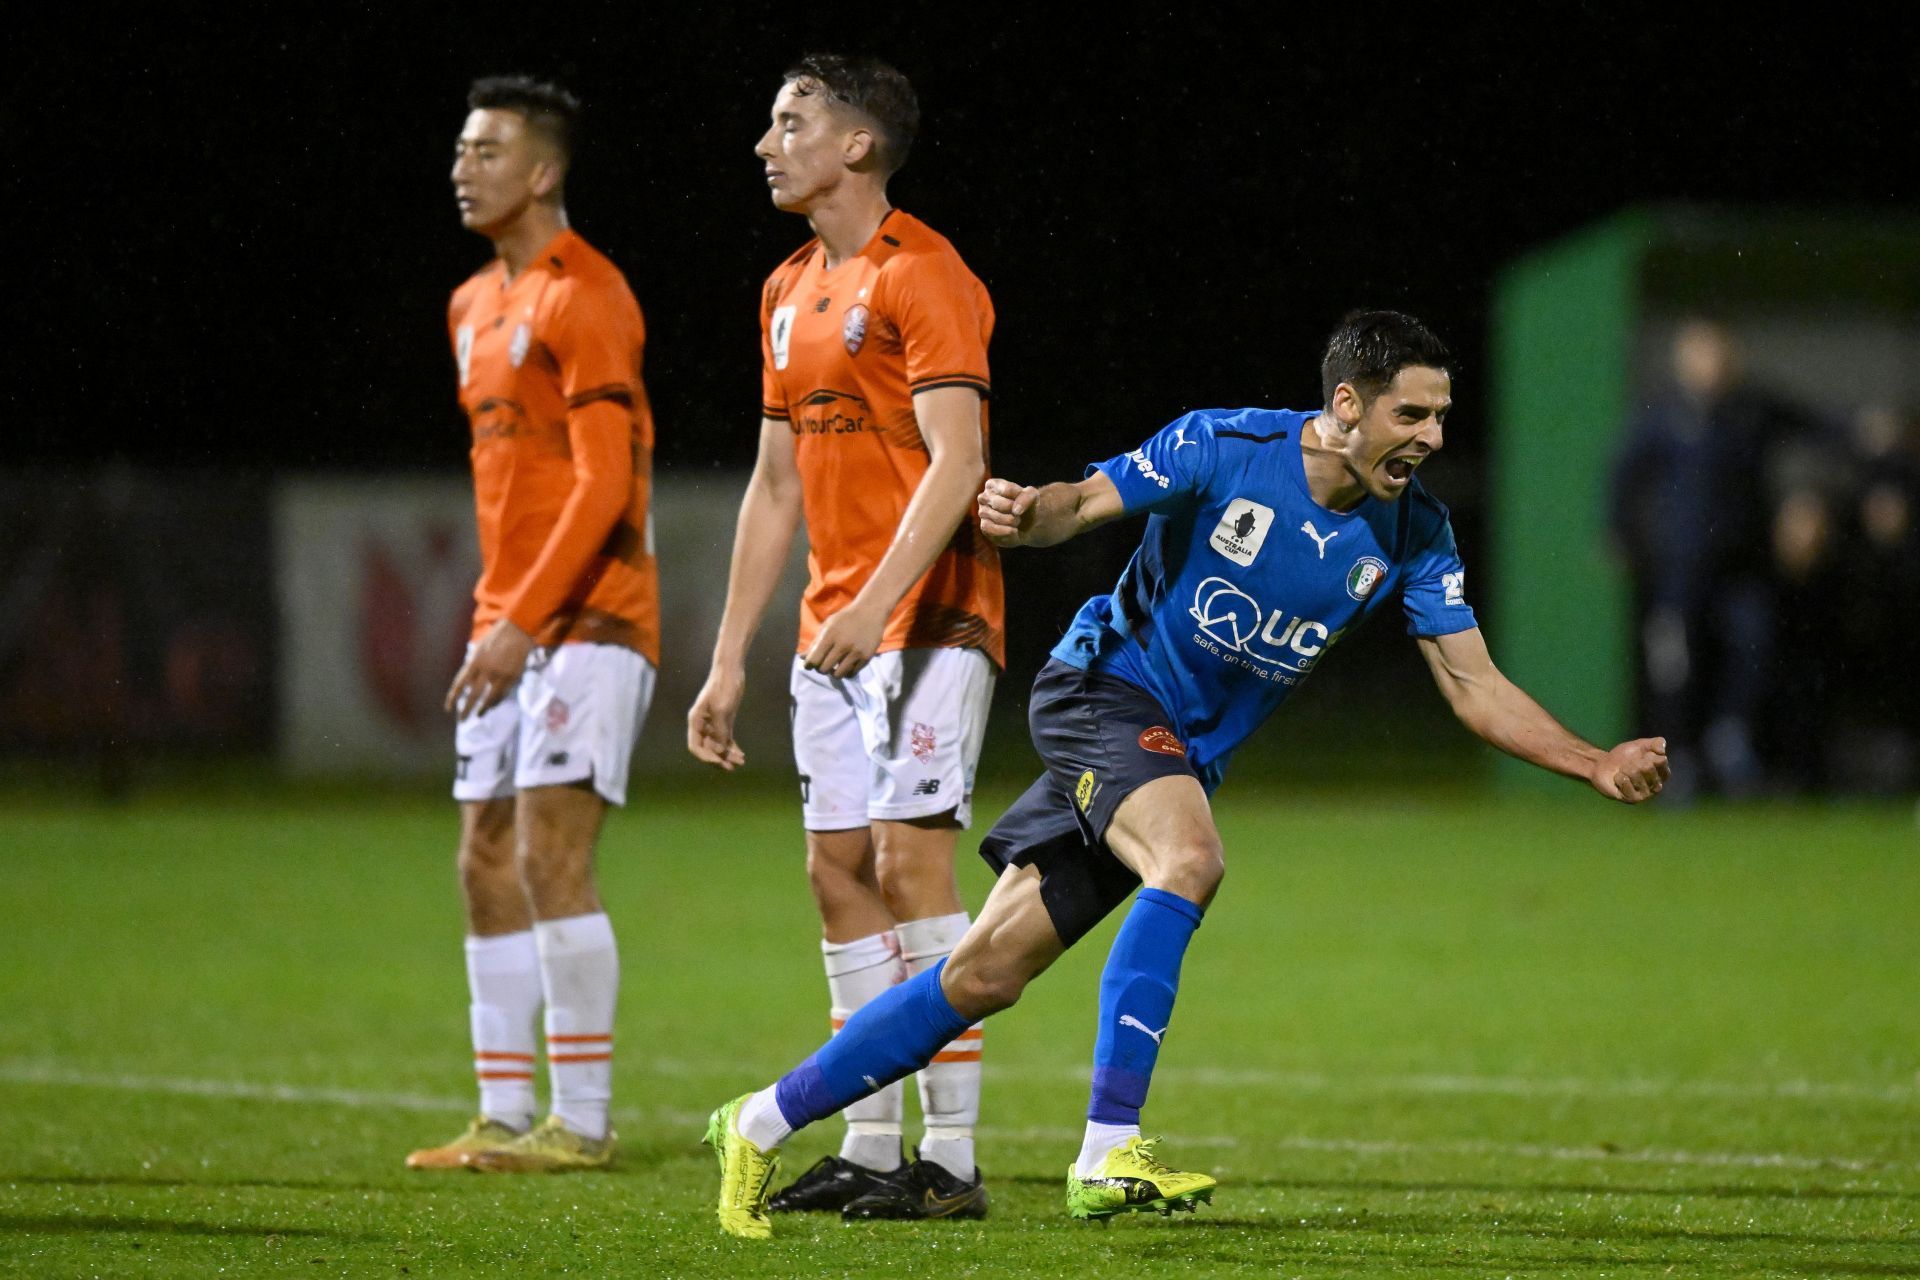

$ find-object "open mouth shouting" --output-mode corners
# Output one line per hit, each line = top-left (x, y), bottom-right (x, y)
(1382, 452), (1425, 487)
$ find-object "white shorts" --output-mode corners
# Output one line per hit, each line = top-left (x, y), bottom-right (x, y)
(790, 647), (996, 831)
(453, 643), (655, 808)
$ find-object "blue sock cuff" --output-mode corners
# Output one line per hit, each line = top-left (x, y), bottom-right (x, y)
(771, 959), (970, 1135)
(920, 956), (972, 1039)
(1137, 886), (1205, 928)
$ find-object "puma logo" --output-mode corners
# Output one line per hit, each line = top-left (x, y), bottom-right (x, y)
(1119, 1014), (1167, 1044)
(1302, 520), (1338, 559)
(1173, 426), (1196, 449)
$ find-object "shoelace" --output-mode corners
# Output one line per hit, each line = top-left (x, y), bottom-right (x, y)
(1126, 1138), (1177, 1178)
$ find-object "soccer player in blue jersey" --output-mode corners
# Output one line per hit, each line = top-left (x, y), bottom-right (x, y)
(705, 310), (1669, 1237)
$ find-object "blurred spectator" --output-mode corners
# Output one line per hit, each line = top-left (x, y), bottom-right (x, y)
(1830, 405), (1920, 791)
(1610, 320), (1814, 800)
(1760, 415), (1854, 793)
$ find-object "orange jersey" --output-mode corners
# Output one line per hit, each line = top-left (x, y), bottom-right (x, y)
(760, 210), (1005, 668)
(449, 228), (659, 664)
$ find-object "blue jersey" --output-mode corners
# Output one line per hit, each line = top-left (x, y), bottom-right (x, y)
(1050, 407), (1477, 789)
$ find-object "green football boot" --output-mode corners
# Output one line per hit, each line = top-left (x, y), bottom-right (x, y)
(704, 1094), (781, 1240)
(1066, 1136), (1217, 1220)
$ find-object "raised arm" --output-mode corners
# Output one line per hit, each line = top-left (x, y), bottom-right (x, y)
(686, 417), (805, 770)
(977, 471), (1127, 549)
(1417, 626), (1669, 803)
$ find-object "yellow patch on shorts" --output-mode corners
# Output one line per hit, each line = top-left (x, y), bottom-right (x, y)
(1075, 769), (1097, 812)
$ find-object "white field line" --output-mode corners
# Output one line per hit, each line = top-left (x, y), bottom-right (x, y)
(639, 1056), (1920, 1107)
(2, 1061), (1913, 1176)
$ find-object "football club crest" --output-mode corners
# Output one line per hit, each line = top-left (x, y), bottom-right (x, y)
(843, 303), (869, 356)
(508, 322), (532, 369)
(1209, 498), (1274, 566)
(1346, 557), (1389, 601)
(770, 304), (796, 370)
(545, 697), (570, 733)
(910, 720), (938, 764)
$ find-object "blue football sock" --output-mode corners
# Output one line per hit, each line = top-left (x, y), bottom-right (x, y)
(1087, 886), (1204, 1125)
(774, 959), (970, 1133)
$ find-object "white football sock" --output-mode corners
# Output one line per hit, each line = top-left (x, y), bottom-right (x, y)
(466, 930), (541, 1131)
(825, 930), (906, 1171)
(1075, 1120), (1141, 1177)
(534, 912), (618, 1141)
(899, 912), (980, 1181)
(737, 1086), (792, 1151)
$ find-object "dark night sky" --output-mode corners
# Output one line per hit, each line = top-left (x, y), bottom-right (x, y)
(5, 7), (1911, 753)
(14, 7), (1910, 484)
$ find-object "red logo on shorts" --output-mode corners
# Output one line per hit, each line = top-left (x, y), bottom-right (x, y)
(1138, 726), (1186, 757)
(545, 697), (571, 733)
(910, 721), (938, 764)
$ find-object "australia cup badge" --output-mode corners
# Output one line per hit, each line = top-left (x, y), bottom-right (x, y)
(843, 303), (869, 356)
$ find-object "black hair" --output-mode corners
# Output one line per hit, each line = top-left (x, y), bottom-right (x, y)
(783, 53), (920, 176)
(1320, 310), (1451, 405)
(467, 74), (581, 163)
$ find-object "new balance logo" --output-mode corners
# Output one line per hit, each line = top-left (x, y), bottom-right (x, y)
(546, 751), (570, 767)
(1302, 520), (1338, 559)
(912, 779), (942, 796)
(1119, 1014), (1167, 1044)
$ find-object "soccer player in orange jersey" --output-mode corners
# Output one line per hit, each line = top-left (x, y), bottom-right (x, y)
(687, 54), (1001, 1219)
(405, 76), (659, 1174)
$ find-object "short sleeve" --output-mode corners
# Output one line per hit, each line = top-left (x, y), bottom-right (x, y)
(1400, 517), (1479, 636)
(884, 252), (991, 399)
(759, 276), (790, 421)
(1089, 410), (1220, 515)
(546, 281), (643, 411)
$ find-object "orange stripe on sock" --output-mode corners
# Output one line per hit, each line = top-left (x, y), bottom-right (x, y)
(930, 1050), (982, 1063)
(546, 1033), (612, 1044)
(474, 1052), (536, 1062)
(830, 1018), (847, 1031)
(548, 1052), (613, 1064)
(953, 1028), (984, 1042)
(476, 1071), (535, 1081)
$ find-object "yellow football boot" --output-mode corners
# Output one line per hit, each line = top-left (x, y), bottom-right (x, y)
(1065, 1136), (1217, 1219)
(704, 1094), (780, 1240)
(404, 1116), (525, 1170)
(465, 1115), (615, 1172)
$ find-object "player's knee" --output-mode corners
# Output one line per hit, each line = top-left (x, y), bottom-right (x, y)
(872, 853), (936, 917)
(940, 951), (1024, 1020)
(872, 827), (957, 917)
(457, 812), (516, 888)
(1150, 839), (1225, 907)
(515, 832), (593, 910)
(804, 845), (864, 899)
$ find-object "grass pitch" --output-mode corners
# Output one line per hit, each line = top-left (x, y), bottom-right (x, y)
(2, 784), (1916, 1277)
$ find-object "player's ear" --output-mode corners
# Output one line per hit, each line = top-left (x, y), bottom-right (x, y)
(844, 126), (877, 170)
(1331, 382), (1363, 430)
(529, 155), (565, 201)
